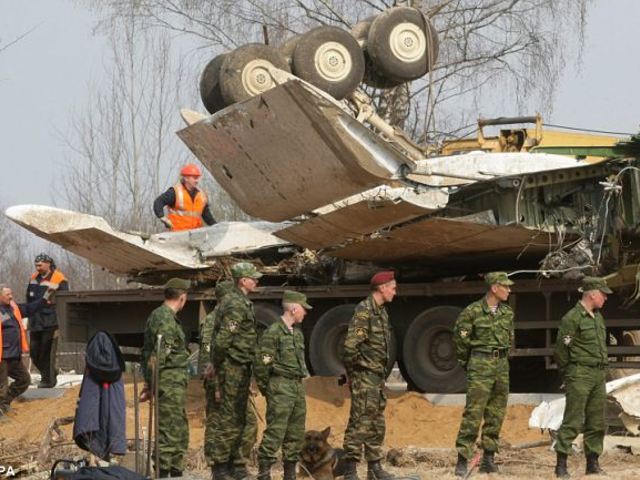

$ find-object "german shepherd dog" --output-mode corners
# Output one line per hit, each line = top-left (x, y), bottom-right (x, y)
(299, 427), (346, 480)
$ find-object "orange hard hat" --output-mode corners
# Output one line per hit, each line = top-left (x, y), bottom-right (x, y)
(180, 163), (202, 177)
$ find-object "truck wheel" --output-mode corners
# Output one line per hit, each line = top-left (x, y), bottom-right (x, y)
(292, 26), (365, 99)
(254, 302), (281, 340)
(219, 43), (290, 105)
(199, 54), (228, 114)
(309, 304), (397, 376)
(608, 330), (640, 380)
(367, 7), (439, 82)
(402, 306), (465, 393)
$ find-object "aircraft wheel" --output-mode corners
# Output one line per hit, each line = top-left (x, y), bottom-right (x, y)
(352, 16), (404, 89)
(219, 43), (290, 105)
(402, 306), (466, 393)
(199, 54), (228, 114)
(367, 6), (439, 82)
(309, 304), (396, 376)
(292, 26), (365, 99)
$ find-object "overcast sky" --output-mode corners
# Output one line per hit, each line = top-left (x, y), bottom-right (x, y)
(1, 0), (639, 209)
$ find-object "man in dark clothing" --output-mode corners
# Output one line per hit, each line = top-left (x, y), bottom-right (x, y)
(26, 253), (69, 388)
(1, 284), (45, 414)
(153, 163), (216, 231)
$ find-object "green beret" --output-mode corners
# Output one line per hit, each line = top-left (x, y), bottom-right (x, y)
(579, 276), (613, 294)
(215, 280), (234, 299)
(283, 290), (312, 309)
(164, 277), (191, 290)
(485, 271), (514, 286)
(231, 262), (263, 279)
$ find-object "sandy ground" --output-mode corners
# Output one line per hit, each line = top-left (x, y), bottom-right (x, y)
(1, 377), (638, 478)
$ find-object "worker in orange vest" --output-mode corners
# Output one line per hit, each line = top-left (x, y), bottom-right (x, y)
(153, 163), (217, 231)
(1, 284), (48, 415)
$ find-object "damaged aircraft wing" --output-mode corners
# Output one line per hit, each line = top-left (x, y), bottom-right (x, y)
(5, 205), (290, 277)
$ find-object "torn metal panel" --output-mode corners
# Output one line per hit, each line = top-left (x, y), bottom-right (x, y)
(177, 80), (411, 222)
(275, 186), (449, 249)
(329, 217), (554, 264)
(408, 151), (589, 187)
(5, 205), (290, 276)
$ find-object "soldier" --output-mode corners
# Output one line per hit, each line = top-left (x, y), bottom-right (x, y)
(202, 280), (258, 480)
(210, 262), (262, 480)
(254, 290), (312, 480)
(342, 271), (396, 480)
(453, 272), (514, 477)
(139, 277), (191, 478)
(553, 276), (612, 478)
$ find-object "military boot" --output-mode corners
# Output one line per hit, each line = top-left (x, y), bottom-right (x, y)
(454, 453), (467, 477)
(256, 461), (271, 480)
(158, 470), (172, 479)
(283, 461), (297, 480)
(343, 460), (360, 480)
(367, 460), (395, 480)
(233, 464), (255, 480)
(554, 452), (570, 478)
(212, 463), (234, 480)
(478, 451), (499, 474)
(170, 469), (183, 478)
(585, 453), (604, 475)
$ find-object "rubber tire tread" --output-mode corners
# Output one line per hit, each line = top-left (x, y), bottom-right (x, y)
(199, 54), (228, 114)
(292, 26), (365, 99)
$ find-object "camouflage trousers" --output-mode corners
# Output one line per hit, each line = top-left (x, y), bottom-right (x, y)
(258, 376), (306, 464)
(343, 370), (386, 462)
(157, 370), (189, 471)
(204, 378), (258, 466)
(555, 364), (606, 455)
(455, 354), (509, 459)
(210, 360), (253, 465)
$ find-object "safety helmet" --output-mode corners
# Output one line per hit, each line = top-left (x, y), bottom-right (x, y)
(180, 163), (202, 177)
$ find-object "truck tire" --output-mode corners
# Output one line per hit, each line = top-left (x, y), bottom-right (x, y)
(402, 306), (465, 393)
(309, 304), (397, 376)
(254, 302), (281, 340)
(367, 7), (439, 82)
(292, 26), (365, 99)
(219, 43), (290, 105)
(199, 53), (228, 114)
(352, 16), (404, 89)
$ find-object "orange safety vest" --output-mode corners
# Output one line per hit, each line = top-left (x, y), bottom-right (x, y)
(0, 301), (29, 359)
(30, 270), (67, 291)
(167, 183), (207, 231)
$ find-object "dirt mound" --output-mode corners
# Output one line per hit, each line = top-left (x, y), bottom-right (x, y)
(0, 376), (542, 450)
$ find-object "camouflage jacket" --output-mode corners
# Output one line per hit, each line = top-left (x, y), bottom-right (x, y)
(554, 301), (607, 372)
(141, 303), (189, 385)
(198, 308), (217, 375)
(211, 287), (257, 368)
(453, 297), (514, 367)
(254, 319), (308, 392)
(343, 294), (391, 376)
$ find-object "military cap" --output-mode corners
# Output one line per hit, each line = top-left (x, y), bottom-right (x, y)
(231, 262), (263, 279)
(370, 270), (395, 286)
(484, 271), (514, 286)
(215, 280), (234, 299)
(163, 277), (191, 290)
(283, 290), (312, 309)
(578, 276), (613, 294)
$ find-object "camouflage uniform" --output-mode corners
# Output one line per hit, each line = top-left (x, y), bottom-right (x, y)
(342, 294), (392, 462)
(202, 282), (257, 469)
(453, 296), (514, 460)
(255, 319), (308, 465)
(210, 286), (258, 466)
(141, 303), (190, 472)
(554, 301), (608, 456)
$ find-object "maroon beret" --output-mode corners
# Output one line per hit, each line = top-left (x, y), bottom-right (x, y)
(370, 271), (395, 286)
